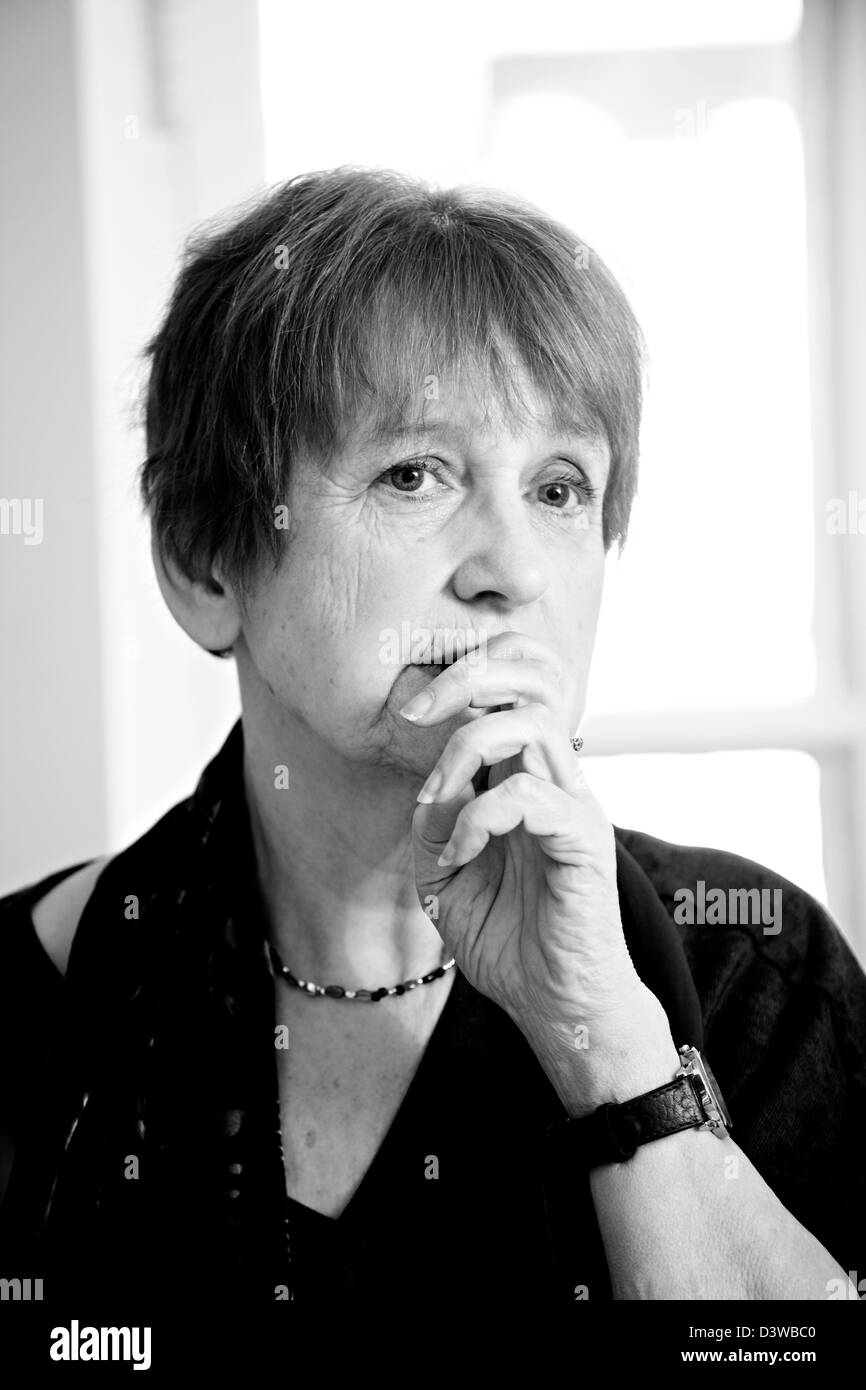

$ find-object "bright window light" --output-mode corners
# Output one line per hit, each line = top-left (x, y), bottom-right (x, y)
(582, 749), (828, 909)
(256, 3), (826, 914)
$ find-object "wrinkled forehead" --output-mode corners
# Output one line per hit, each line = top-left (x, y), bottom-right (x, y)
(338, 355), (609, 463)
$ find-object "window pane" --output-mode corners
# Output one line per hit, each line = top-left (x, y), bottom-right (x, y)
(488, 80), (816, 713)
(582, 749), (828, 910)
(477, 0), (804, 52)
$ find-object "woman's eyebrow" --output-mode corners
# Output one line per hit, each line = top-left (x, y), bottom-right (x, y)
(356, 414), (602, 455)
(355, 420), (468, 454)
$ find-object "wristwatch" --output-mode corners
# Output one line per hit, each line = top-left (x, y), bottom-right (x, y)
(547, 1045), (733, 1171)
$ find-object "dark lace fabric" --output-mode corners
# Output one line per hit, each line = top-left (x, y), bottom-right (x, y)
(1, 718), (865, 1306)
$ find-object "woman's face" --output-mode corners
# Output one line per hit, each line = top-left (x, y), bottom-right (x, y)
(234, 364), (611, 779)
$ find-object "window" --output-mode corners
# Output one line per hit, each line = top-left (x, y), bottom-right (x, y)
(259, 0), (866, 959)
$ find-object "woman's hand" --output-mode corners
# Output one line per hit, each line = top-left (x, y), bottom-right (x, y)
(402, 630), (677, 1111)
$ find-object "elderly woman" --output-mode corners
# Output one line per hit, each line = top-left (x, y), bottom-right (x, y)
(1, 167), (864, 1310)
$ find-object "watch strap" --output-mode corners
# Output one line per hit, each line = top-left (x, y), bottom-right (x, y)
(548, 1074), (707, 1171)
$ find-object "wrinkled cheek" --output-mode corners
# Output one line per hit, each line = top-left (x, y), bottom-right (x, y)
(313, 551), (365, 639)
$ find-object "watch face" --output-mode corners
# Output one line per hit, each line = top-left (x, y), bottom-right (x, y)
(696, 1053), (733, 1129)
(683, 1045), (733, 1128)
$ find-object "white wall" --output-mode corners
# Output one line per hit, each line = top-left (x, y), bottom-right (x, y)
(0, 0), (265, 893)
(1, 0), (107, 891)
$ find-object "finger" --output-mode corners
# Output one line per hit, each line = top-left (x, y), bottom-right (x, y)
(475, 632), (571, 707)
(435, 772), (602, 872)
(398, 655), (563, 725)
(481, 631), (567, 669)
(398, 627), (566, 724)
(417, 703), (579, 803)
(411, 780), (478, 891)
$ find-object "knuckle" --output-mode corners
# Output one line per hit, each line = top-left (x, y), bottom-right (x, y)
(570, 760), (589, 790)
(526, 701), (552, 736)
(449, 660), (473, 686)
(549, 661), (566, 690)
(451, 725), (476, 756)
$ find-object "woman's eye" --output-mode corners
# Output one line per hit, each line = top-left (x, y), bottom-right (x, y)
(378, 458), (442, 498)
(541, 473), (598, 514)
(374, 458), (598, 517)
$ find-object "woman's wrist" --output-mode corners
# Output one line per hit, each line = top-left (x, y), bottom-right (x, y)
(508, 983), (681, 1119)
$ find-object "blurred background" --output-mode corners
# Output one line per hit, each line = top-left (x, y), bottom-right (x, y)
(1, 0), (865, 962)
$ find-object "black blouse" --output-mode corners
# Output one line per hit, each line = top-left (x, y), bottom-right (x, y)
(1, 720), (864, 1307)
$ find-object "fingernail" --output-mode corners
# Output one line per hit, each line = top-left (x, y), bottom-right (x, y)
(437, 842), (456, 868)
(417, 768), (444, 803)
(399, 688), (436, 721)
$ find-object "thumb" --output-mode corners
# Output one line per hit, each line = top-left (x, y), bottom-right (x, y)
(410, 781), (476, 895)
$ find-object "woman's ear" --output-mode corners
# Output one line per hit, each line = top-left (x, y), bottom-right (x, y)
(151, 537), (243, 655)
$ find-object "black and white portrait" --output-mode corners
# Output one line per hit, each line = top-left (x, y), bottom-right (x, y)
(1, 0), (864, 1368)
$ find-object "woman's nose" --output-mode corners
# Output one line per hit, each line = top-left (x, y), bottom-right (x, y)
(449, 495), (551, 607)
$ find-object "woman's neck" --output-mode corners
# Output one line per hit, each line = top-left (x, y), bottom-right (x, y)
(241, 714), (446, 987)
